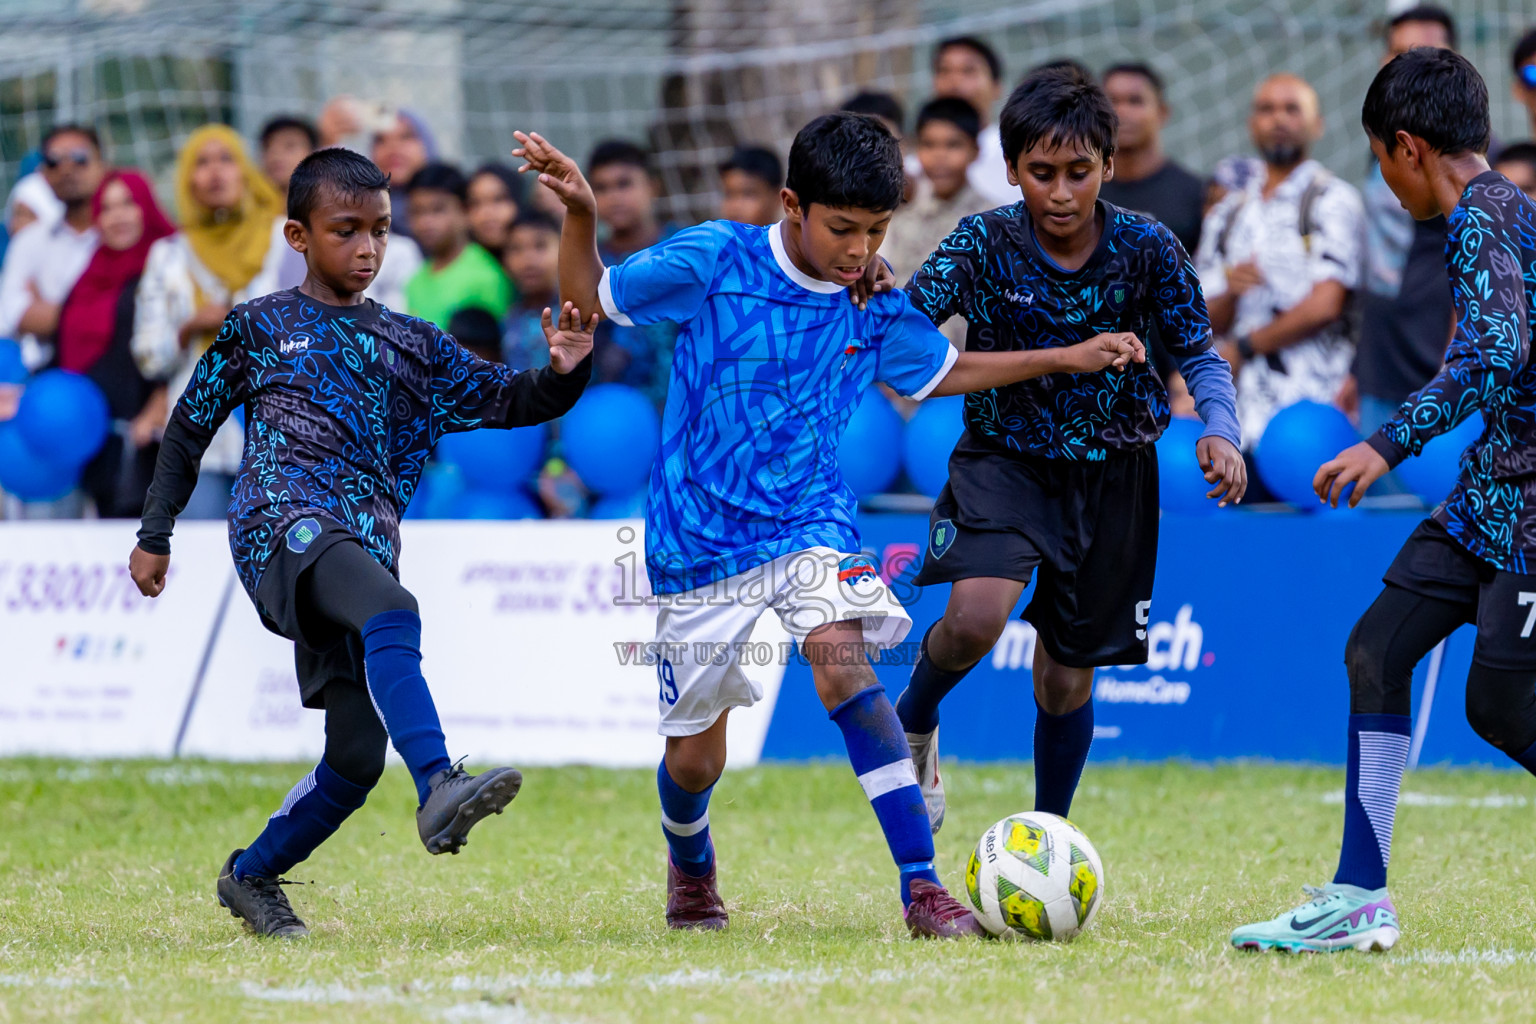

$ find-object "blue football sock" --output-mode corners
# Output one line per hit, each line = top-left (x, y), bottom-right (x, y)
(1033, 698), (1094, 818)
(234, 758), (372, 880)
(657, 760), (715, 877)
(894, 624), (975, 735)
(1334, 713), (1411, 891)
(360, 609), (451, 805)
(1513, 738), (1536, 777)
(831, 683), (939, 906)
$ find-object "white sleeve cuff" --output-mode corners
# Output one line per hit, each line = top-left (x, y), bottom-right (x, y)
(907, 343), (960, 401)
(597, 267), (634, 327)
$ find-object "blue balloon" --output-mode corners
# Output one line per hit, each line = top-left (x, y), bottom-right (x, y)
(443, 488), (542, 520)
(562, 384), (661, 496)
(1255, 400), (1360, 510)
(903, 396), (964, 497)
(837, 392), (903, 498)
(1156, 417), (1217, 515)
(16, 370), (109, 467)
(0, 422), (77, 502)
(0, 338), (26, 384)
(434, 423), (547, 492)
(1395, 413), (1483, 506)
(590, 489), (647, 519)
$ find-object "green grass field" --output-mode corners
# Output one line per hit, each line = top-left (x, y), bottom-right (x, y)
(2, 758), (1534, 1024)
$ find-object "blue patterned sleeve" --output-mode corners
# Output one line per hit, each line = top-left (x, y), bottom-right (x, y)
(1368, 184), (1529, 467)
(598, 222), (729, 328)
(1147, 223), (1241, 448)
(872, 291), (959, 400)
(905, 214), (983, 326)
(175, 308), (255, 434)
(430, 325), (590, 440)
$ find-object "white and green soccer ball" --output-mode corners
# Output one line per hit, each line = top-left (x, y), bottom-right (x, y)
(964, 811), (1105, 941)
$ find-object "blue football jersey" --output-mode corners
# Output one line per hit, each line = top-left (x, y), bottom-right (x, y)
(600, 221), (957, 593)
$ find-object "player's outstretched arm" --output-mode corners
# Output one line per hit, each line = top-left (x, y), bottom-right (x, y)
(513, 131), (603, 323)
(926, 333), (1145, 397)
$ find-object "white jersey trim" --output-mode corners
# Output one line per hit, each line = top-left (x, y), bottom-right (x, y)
(907, 343), (959, 401)
(598, 266), (635, 327)
(769, 222), (845, 294)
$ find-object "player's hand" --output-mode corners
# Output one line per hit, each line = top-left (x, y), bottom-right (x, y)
(1314, 440), (1390, 509)
(129, 545), (170, 598)
(1060, 333), (1146, 374)
(1226, 261), (1265, 296)
(542, 301), (598, 374)
(513, 132), (596, 216)
(1196, 435), (1246, 507)
(849, 258), (896, 310)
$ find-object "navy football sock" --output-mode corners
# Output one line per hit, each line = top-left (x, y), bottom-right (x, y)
(1333, 713), (1410, 891)
(1033, 698), (1094, 818)
(831, 683), (940, 906)
(234, 758), (372, 880)
(360, 609), (451, 805)
(657, 760), (715, 877)
(895, 624), (975, 734)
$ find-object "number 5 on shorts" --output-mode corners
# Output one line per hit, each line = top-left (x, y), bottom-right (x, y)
(657, 658), (679, 705)
(1519, 592), (1536, 639)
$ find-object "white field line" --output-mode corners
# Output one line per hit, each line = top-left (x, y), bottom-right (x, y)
(1389, 949), (1536, 966)
(1320, 789), (1528, 808)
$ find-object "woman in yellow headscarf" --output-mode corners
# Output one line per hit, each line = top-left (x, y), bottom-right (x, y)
(132, 123), (288, 518)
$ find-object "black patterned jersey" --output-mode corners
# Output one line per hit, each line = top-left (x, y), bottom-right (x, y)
(138, 289), (588, 597)
(907, 200), (1226, 460)
(1368, 173), (1536, 572)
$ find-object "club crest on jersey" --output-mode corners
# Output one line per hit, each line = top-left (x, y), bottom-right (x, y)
(837, 553), (880, 586)
(1105, 282), (1128, 313)
(286, 517), (322, 553)
(930, 518), (956, 559)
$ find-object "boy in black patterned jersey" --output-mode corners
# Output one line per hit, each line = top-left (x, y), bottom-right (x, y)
(1235, 46), (1536, 956)
(896, 66), (1245, 834)
(130, 148), (593, 938)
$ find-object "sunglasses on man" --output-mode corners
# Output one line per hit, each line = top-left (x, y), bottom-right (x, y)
(43, 149), (93, 170)
(1521, 63), (1536, 90)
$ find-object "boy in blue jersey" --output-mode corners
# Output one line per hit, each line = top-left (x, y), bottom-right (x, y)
(516, 114), (1145, 937)
(1234, 49), (1536, 954)
(129, 149), (595, 938)
(895, 65), (1245, 833)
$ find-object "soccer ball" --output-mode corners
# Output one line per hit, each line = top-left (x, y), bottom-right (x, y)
(964, 811), (1105, 940)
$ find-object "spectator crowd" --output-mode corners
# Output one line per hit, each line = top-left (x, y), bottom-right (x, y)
(3, 7), (1536, 520)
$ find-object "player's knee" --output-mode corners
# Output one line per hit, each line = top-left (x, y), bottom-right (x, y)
(938, 609), (1009, 667)
(813, 659), (879, 711)
(325, 732), (386, 789)
(1344, 615), (1394, 715)
(666, 747), (724, 792)
(1464, 662), (1536, 752)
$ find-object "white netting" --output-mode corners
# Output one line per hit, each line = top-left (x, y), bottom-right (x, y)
(0, 0), (1530, 218)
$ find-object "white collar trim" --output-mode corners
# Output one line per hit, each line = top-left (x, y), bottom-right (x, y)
(769, 222), (844, 294)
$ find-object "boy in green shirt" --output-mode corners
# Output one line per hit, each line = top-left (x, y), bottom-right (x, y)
(403, 162), (511, 328)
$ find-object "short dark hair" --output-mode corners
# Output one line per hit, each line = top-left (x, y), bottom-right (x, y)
(840, 91), (906, 133)
(587, 140), (650, 175)
(42, 123), (101, 155)
(470, 161), (526, 206)
(287, 147), (391, 224)
(260, 115), (319, 152)
(1387, 6), (1458, 50)
(718, 145), (783, 189)
(915, 97), (981, 143)
(785, 112), (904, 213)
(999, 65), (1118, 167)
(1362, 47), (1490, 157)
(1102, 62), (1167, 102)
(933, 35), (1002, 82)
(508, 208), (560, 236)
(1495, 140), (1536, 171)
(405, 161), (469, 202)
(1515, 27), (1536, 76)
(1028, 58), (1094, 83)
